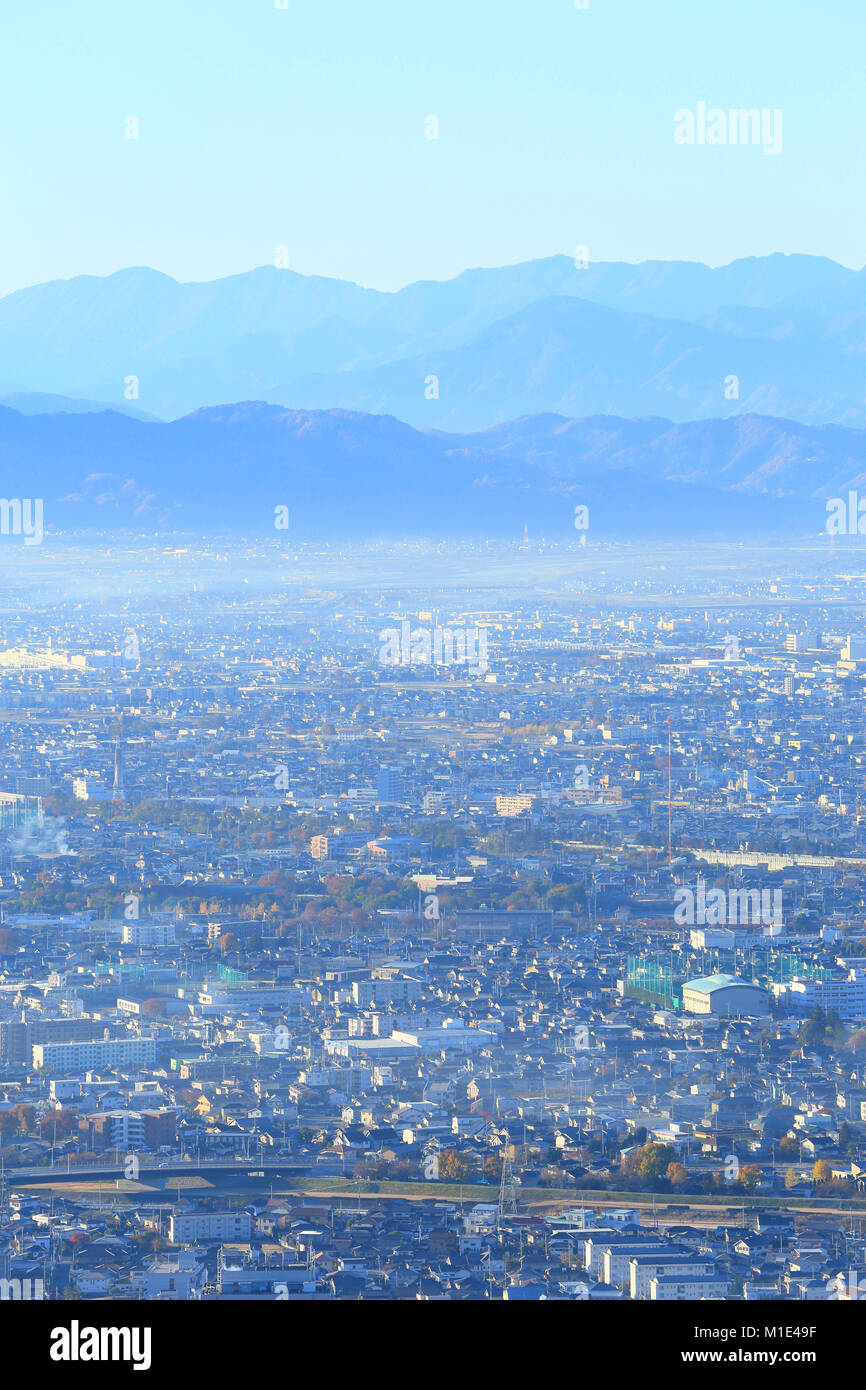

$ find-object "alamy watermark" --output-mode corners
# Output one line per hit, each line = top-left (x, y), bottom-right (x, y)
(50, 1324), (151, 1370)
(826, 492), (866, 535)
(829, 1269), (866, 1300)
(674, 885), (783, 928)
(0, 498), (43, 545)
(674, 103), (782, 156)
(379, 620), (489, 675)
(0, 1276), (43, 1299)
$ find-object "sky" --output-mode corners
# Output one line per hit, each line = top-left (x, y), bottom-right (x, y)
(0, 0), (862, 296)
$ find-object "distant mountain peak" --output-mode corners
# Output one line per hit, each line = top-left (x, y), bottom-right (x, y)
(0, 251), (862, 429)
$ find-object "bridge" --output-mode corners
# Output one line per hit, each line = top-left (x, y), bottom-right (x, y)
(8, 1157), (313, 1185)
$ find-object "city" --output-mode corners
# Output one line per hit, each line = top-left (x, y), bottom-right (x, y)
(2, 537), (866, 1314)
(1, 0), (862, 1368)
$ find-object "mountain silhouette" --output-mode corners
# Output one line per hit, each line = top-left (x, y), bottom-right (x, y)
(2, 254), (865, 427)
(0, 400), (851, 539)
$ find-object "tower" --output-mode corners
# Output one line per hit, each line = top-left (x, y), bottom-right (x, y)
(498, 1141), (519, 1223)
(112, 738), (125, 801)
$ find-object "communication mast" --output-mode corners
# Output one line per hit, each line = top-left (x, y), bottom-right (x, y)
(498, 1142), (519, 1223)
(112, 735), (125, 802)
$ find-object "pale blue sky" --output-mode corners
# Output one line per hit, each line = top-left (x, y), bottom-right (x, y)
(0, 0), (862, 295)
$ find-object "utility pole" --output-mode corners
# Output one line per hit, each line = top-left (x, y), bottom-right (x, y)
(667, 717), (675, 856)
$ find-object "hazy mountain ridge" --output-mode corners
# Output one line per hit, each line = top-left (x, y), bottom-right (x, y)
(0, 400), (855, 538)
(281, 295), (859, 432)
(3, 253), (866, 426)
(0, 391), (156, 421)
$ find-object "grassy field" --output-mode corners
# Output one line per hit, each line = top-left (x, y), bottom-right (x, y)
(264, 1176), (866, 1217)
(19, 1170), (866, 1221)
(18, 1175), (215, 1196)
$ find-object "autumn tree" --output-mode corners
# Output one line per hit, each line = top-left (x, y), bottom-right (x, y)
(623, 1142), (678, 1185)
(438, 1149), (476, 1182)
(352, 1159), (385, 1180)
(666, 1161), (689, 1188)
(387, 1159), (418, 1181)
(141, 998), (168, 1018)
(9, 1104), (35, 1133)
(38, 1109), (76, 1141)
(0, 1112), (19, 1141)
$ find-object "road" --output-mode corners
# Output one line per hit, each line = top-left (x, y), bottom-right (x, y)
(8, 1157), (311, 1185)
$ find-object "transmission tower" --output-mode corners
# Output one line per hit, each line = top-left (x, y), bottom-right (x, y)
(498, 1142), (519, 1223)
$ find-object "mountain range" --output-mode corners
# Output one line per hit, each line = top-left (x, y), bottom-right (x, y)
(2, 252), (866, 429)
(0, 401), (860, 538)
